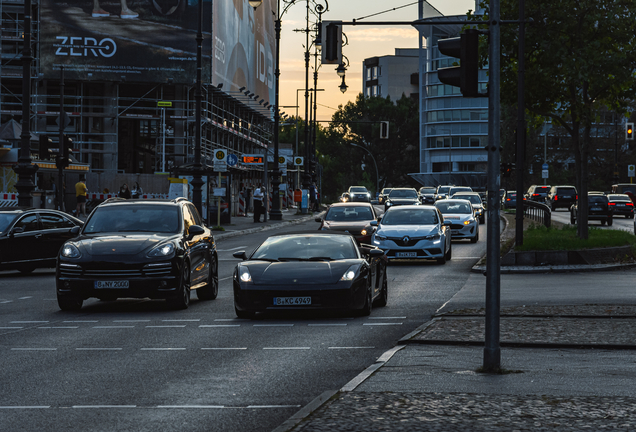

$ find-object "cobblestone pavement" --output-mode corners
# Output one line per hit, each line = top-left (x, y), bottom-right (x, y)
(291, 392), (636, 431)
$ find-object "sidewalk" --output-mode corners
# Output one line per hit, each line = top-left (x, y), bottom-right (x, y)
(270, 230), (636, 431)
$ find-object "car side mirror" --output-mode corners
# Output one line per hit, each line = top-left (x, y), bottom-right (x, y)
(443, 220), (452, 226)
(315, 217), (323, 223)
(233, 251), (247, 260)
(10, 226), (24, 236)
(70, 226), (80, 235)
(370, 220), (378, 226)
(368, 249), (384, 257)
(187, 225), (205, 239)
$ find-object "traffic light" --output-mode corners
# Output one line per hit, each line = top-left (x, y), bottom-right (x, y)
(627, 123), (634, 141)
(58, 134), (73, 168)
(437, 29), (480, 98)
(321, 21), (342, 65)
(501, 162), (515, 177)
(380, 121), (389, 139)
(38, 134), (52, 160)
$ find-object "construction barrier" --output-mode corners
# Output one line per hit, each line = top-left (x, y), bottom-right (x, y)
(238, 192), (246, 216)
(0, 193), (18, 207)
(287, 188), (295, 208)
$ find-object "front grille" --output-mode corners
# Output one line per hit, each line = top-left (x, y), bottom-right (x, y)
(451, 223), (465, 230)
(59, 262), (173, 278)
(389, 237), (423, 247)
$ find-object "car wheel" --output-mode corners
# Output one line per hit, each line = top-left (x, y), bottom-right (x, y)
(356, 284), (373, 317)
(170, 262), (191, 309)
(570, 212), (576, 224)
(471, 230), (479, 243)
(196, 255), (218, 301)
(235, 306), (255, 319)
(601, 220), (606, 225)
(57, 294), (83, 311)
(608, 218), (613, 226)
(445, 241), (452, 261)
(373, 271), (388, 308)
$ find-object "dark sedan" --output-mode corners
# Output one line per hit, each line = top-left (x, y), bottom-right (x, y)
(418, 186), (437, 204)
(316, 203), (378, 244)
(384, 188), (420, 211)
(0, 208), (83, 273)
(570, 195), (613, 226)
(607, 194), (634, 218)
(232, 233), (388, 318)
(56, 198), (218, 311)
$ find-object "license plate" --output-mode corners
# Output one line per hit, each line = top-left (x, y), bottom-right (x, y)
(273, 297), (311, 306)
(95, 280), (129, 289)
(396, 252), (417, 258)
(590, 207), (601, 211)
(562, 196), (571, 199)
(617, 203), (625, 206)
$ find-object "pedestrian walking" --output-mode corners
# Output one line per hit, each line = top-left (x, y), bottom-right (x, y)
(118, 183), (132, 199)
(131, 182), (143, 199)
(310, 182), (318, 212)
(253, 183), (264, 223)
(75, 177), (88, 218)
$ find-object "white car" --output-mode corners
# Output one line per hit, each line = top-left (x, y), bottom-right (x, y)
(435, 199), (479, 243)
(371, 205), (452, 264)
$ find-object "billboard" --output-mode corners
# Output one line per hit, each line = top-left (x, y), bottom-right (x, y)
(39, 0), (273, 89)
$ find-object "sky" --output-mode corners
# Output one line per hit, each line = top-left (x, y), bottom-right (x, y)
(278, 0), (477, 122)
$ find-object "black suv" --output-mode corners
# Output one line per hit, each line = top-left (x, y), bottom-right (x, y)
(526, 185), (551, 202)
(56, 198), (218, 311)
(546, 185), (577, 211)
(570, 195), (613, 226)
(418, 186), (437, 204)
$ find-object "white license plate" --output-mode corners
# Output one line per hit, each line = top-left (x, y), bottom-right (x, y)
(95, 280), (129, 289)
(273, 297), (311, 306)
(562, 196), (571, 199)
(591, 207), (601, 211)
(396, 252), (417, 258)
(617, 203), (625, 206)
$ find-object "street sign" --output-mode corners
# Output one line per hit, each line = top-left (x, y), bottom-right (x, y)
(542, 169), (549, 179)
(213, 149), (227, 172)
(157, 101), (172, 107)
(56, 112), (71, 128)
(629, 165), (635, 177)
(242, 154), (264, 165)
(293, 156), (304, 166)
(212, 188), (226, 197)
(542, 163), (549, 170)
(227, 154), (238, 167)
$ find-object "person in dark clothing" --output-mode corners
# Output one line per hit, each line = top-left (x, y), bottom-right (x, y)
(310, 182), (318, 212)
(118, 183), (132, 199)
(253, 183), (264, 222)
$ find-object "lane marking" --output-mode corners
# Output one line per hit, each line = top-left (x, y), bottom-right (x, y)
(329, 346), (375, 349)
(201, 347), (247, 350)
(453, 257), (483, 259)
(368, 317), (406, 320)
(308, 324), (347, 327)
(254, 324), (294, 327)
(140, 348), (186, 351)
(219, 276), (232, 281)
(158, 405), (225, 409)
(162, 319), (200, 322)
(0, 301), (12, 304)
(64, 320), (98, 323)
(76, 348), (122, 351)
(93, 326), (135, 329)
(263, 347), (310, 350)
(217, 246), (248, 252)
(73, 405), (136, 409)
(247, 405), (301, 409)
(113, 320), (150, 323)
(363, 323), (403, 326)
(199, 325), (240, 328)
(38, 326), (79, 329)
(11, 348), (57, 351)
(0, 327), (23, 329)
(145, 325), (186, 328)
(11, 321), (48, 323)
(18, 296), (32, 300)
(0, 406), (50, 409)
(214, 319), (241, 322)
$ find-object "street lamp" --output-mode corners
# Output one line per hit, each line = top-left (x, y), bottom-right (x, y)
(191, 0), (205, 216)
(350, 142), (379, 199)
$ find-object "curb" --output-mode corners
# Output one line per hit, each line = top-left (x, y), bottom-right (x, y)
(213, 211), (325, 241)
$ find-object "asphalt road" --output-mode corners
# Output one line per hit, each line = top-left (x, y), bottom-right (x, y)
(549, 207), (634, 233)
(0, 217), (486, 432)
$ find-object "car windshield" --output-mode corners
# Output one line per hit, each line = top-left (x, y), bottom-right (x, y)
(252, 235), (357, 261)
(454, 194), (481, 204)
(350, 187), (367, 193)
(609, 195), (631, 202)
(0, 213), (18, 234)
(389, 189), (417, 198)
(436, 201), (472, 214)
(419, 187), (436, 194)
(589, 196), (608, 204)
(437, 186), (451, 194)
(83, 205), (181, 234)
(325, 206), (374, 221)
(382, 208), (438, 225)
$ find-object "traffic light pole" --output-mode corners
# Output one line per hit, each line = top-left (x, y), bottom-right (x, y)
(58, 67), (65, 211)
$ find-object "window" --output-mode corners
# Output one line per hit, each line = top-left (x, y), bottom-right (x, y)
(15, 215), (39, 232)
(187, 204), (203, 226)
(183, 205), (197, 233)
(40, 213), (75, 230)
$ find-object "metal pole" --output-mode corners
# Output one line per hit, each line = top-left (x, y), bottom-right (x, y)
(352, 143), (379, 198)
(58, 67), (65, 212)
(270, 0), (283, 220)
(302, 0), (311, 195)
(484, 0), (501, 372)
(162, 107), (166, 173)
(15, 0), (38, 208)
(191, 0), (204, 216)
(515, 0), (525, 244)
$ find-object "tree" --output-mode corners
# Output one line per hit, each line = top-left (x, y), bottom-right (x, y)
(473, 0), (636, 239)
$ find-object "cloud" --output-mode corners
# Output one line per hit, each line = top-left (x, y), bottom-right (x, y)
(346, 27), (418, 42)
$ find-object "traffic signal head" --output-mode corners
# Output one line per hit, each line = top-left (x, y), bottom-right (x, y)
(380, 121), (389, 139)
(321, 21), (342, 65)
(437, 29), (480, 98)
(38, 134), (52, 160)
(627, 122), (634, 141)
(60, 134), (73, 168)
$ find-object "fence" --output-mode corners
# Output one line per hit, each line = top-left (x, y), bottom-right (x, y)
(523, 199), (551, 228)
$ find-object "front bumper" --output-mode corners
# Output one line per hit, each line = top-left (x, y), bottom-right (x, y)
(372, 237), (444, 260)
(448, 222), (478, 239)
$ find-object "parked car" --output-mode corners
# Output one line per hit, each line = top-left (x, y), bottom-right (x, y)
(378, 188), (393, 205)
(418, 186), (437, 204)
(55, 198), (218, 311)
(372, 205), (452, 264)
(546, 185), (577, 211)
(346, 186), (371, 203)
(435, 185), (454, 201)
(570, 194), (613, 226)
(0, 209), (84, 273)
(384, 188), (420, 211)
(451, 192), (485, 224)
(232, 232), (388, 318)
(607, 194), (634, 218)
(526, 185), (551, 202)
(435, 199), (479, 243)
(316, 203), (379, 244)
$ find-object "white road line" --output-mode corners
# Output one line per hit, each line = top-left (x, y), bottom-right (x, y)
(329, 347), (375, 349)
(0, 301), (12, 304)
(263, 347), (310, 350)
(199, 325), (240, 328)
(0, 327), (23, 329)
(76, 348), (122, 351)
(201, 348), (247, 351)
(162, 319), (200, 322)
(145, 325), (187, 328)
(93, 326), (135, 329)
(254, 324), (294, 327)
(308, 324), (347, 327)
(158, 405), (225, 409)
(38, 326), (79, 329)
(217, 246), (248, 252)
(219, 276), (232, 281)
(11, 321), (48, 323)
(63, 320), (98, 323)
(214, 319), (240, 321)
(363, 323), (403, 326)
(368, 317), (406, 319)
(11, 348), (57, 351)
(113, 320), (150, 323)
(140, 348), (186, 351)
(73, 405), (136, 409)
(0, 406), (50, 409)
(18, 296), (32, 300)
(247, 405), (301, 409)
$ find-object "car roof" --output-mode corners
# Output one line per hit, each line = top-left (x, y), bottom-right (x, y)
(452, 192), (480, 196)
(329, 202), (373, 208)
(99, 198), (187, 207)
(390, 187), (417, 191)
(437, 198), (472, 204)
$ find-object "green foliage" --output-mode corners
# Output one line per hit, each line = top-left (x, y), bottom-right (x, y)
(516, 224), (636, 251)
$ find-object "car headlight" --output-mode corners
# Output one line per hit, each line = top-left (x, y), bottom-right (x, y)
(386, 202), (392, 206)
(374, 233), (387, 241)
(464, 220), (471, 225)
(61, 243), (81, 258)
(238, 265), (252, 283)
(361, 229), (368, 236)
(147, 242), (175, 257)
(340, 264), (360, 281)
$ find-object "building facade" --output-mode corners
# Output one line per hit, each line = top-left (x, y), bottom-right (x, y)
(363, 48), (419, 101)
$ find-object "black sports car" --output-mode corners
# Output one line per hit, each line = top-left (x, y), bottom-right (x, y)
(56, 198), (218, 311)
(232, 233), (388, 318)
(0, 208), (83, 273)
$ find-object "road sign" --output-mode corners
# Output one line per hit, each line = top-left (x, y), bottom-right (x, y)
(293, 156), (303, 166)
(227, 154), (238, 166)
(213, 149), (227, 172)
(56, 112), (71, 128)
(242, 154), (264, 165)
(542, 163), (548, 170)
(629, 165), (635, 177)
(542, 169), (549, 179)
(157, 101), (172, 107)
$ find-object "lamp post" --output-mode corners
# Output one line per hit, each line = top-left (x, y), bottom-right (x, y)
(191, 0), (205, 216)
(350, 142), (379, 198)
(15, 0), (38, 208)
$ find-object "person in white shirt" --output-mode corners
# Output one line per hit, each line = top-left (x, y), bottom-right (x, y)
(253, 183), (264, 222)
